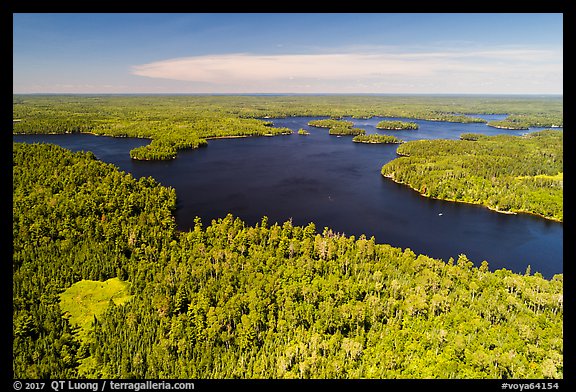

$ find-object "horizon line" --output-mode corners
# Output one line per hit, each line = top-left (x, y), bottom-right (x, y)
(12, 92), (564, 97)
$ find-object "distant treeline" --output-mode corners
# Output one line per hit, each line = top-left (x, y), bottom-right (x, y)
(13, 95), (562, 160)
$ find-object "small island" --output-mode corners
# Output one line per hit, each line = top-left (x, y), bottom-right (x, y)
(307, 118), (366, 136)
(329, 126), (366, 136)
(376, 120), (419, 130)
(297, 128), (310, 135)
(353, 134), (403, 144)
(460, 133), (489, 141)
(308, 119), (354, 129)
(130, 138), (207, 160)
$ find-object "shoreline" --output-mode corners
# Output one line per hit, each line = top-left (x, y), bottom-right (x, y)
(13, 128), (562, 223)
(13, 129), (292, 142)
(353, 140), (402, 144)
(376, 128), (417, 131)
(205, 135), (248, 140)
(382, 173), (562, 223)
(14, 131), (139, 138)
(486, 124), (529, 130)
(206, 131), (292, 140)
(20, 131), (292, 161)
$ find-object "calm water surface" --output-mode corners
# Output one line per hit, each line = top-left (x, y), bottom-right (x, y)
(14, 116), (563, 278)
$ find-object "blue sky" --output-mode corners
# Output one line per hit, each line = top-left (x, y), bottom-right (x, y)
(13, 13), (563, 94)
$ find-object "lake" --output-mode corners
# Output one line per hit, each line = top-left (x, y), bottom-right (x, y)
(13, 115), (563, 278)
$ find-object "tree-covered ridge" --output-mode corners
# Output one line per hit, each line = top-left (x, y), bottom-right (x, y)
(352, 134), (403, 144)
(13, 143), (563, 379)
(376, 120), (418, 130)
(381, 131), (563, 221)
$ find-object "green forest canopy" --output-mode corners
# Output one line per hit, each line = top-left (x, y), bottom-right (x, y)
(13, 142), (563, 379)
(381, 131), (563, 222)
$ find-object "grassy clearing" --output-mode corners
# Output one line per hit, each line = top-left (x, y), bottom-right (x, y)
(59, 277), (133, 342)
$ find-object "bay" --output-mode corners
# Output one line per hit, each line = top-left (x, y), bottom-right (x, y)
(13, 116), (562, 278)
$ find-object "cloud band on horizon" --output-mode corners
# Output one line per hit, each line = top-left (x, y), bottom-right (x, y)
(130, 49), (562, 94)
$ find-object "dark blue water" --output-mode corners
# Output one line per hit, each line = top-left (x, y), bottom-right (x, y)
(13, 116), (563, 278)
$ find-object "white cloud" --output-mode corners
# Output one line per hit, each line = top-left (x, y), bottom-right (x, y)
(132, 53), (429, 82)
(130, 48), (562, 93)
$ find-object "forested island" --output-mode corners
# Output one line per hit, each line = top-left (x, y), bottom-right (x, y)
(381, 131), (563, 221)
(328, 127), (366, 136)
(376, 120), (418, 130)
(307, 119), (354, 129)
(13, 95), (562, 161)
(13, 143), (563, 379)
(352, 134), (403, 144)
(130, 138), (208, 160)
(307, 119), (366, 136)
